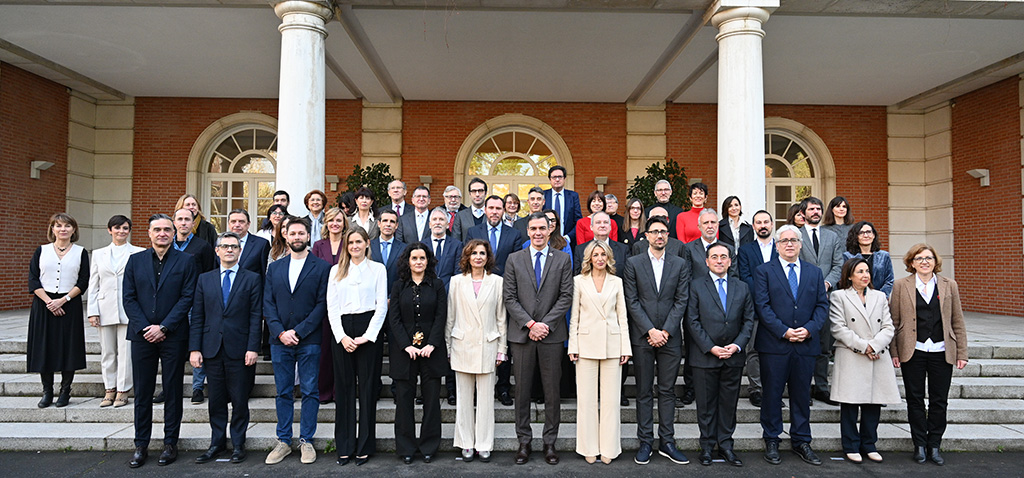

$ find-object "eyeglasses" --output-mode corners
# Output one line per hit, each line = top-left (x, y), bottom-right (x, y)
(646, 230), (669, 236)
(549, 175), (565, 180)
(629, 206), (643, 210)
(217, 244), (240, 250)
(469, 189), (486, 193)
(443, 195), (461, 199)
(858, 230), (875, 236)
(655, 188), (671, 193)
(270, 211), (284, 216)
(913, 256), (935, 263)
(778, 238), (801, 244)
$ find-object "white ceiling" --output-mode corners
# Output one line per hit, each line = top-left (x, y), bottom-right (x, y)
(0, 2), (1022, 107)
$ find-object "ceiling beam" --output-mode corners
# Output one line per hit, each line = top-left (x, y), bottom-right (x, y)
(626, 0), (718, 105)
(0, 38), (125, 100)
(895, 50), (1024, 110)
(334, 4), (402, 103)
(325, 50), (363, 99)
(666, 46), (717, 103)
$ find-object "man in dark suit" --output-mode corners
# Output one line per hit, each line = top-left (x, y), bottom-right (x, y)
(736, 210), (777, 407)
(645, 180), (683, 239)
(542, 165), (581, 245)
(798, 197), (844, 405)
(631, 206), (685, 257)
(172, 207), (216, 405)
(467, 195), (523, 276)
(452, 177), (488, 241)
(189, 232), (262, 464)
(682, 209), (738, 279)
(754, 225), (829, 467)
(380, 180), (413, 219)
(504, 212), (573, 466)
(573, 211), (629, 277)
(227, 209), (269, 281)
(685, 242), (756, 467)
(442, 185), (468, 232)
(370, 209), (406, 297)
(513, 186), (546, 240)
(396, 186), (432, 244)
(262, 218), (331, 465)
(423, 207), (462, 402)
(123, 213), (198, 468)
(623, 216), (691, 466)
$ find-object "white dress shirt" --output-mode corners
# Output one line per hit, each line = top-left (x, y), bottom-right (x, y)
(327, 259), (389, 343)
(757, 238), (774, 263)
(647, 249), (665, 291)
(415, 210), (429, 240)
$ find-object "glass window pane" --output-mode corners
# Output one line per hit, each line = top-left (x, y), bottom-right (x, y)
(795, 186), (812, 202)
(232, 199), (247, 211)
(766, 158), (790, 178)
(210, 216), (225, 233)
(255, 130), (276, 151)
(536, 155), (556, 174)
(215, 137), (240, 161)
(493, 184), (509, 197)
(209, 198), (227, 218)
(791, 156), (813, 178)
(769, 134), (788, 156)
(235, 129), (255, 151)
(774, 185), (791, 202)
(518, 184), (535, 203)
(469, 152), (497, 175)
(210, 180), (227, 198)
(209, 155), (229, 173)
(493, 157), (532, 176)
(230, 181), (246, 198)
(234, 155), (275, 174)
(490, 132), (514, 152)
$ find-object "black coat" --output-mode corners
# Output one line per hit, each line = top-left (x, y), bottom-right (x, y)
(388, 276), (449, 379)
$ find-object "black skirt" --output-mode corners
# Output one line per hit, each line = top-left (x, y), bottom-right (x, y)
(26, 292), (87, 373)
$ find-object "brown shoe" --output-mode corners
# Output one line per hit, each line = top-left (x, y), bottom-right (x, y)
(100, 389), (116, 407)
(514, 443), (531, 465)
(113, 391), (130, 408)
(543, 444), (559, 465)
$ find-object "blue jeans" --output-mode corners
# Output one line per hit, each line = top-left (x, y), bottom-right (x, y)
(271, 343), (320, 443)
(192, 365), (206, 391)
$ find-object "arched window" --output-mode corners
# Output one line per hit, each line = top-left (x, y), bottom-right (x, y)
(204, 126), (278, 232)
(764, 118), (836, 230)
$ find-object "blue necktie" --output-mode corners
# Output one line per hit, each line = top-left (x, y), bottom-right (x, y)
(222, 269), (232, 308)
(787, 263), (799, 300)
(553, 193), (562, 234)
(717, 278), (727, 313)
(490, 226), (498, 252)
(381, 241), (390, 264)
(534, 251), (543, 288)
(435, 239), (443, 258)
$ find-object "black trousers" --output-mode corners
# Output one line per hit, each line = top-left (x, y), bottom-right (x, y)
(510, 340), (562, 445)
(813, 327), (834, 394)
(495, 358), (512, 396)
(131, 339), (187, 447)
(839, 403), (881, 453)
(633, 341), (681, 445)
(204, 351), (253, 448)
(693, 365), (742, 451)
(394, 362), (442, 456)
(901, 351), (953, 448)
(333, 312), (378, 457)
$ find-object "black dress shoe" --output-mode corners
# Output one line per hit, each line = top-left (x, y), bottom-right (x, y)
(764, 441), (781, 465)
(423, 454), (433, 463)
(535, 396), (544, 404)
(54, 387), (71, 408)
(129, 446), (148, 468)
(191, 388), (205, 404)
(415, 396), (424, 405)
(543, 444), (558, 465)
(621, 396), (629, 406)
(515, 443), (531, 465)
(195, 445), (225, 464)
(336, 456), (350, 466)
(157, 444), (177, 466)
(231, 447), (246, 463)
(447, 395), (456, 405)
(674, 397), (686, 408)
(153, 391), (165, 403)
(792, 443), (822, 466)
(812, 390), (838, 406)
(748, 390), (762, 408)
(682, 387), (695, 406)
(928, 447), (944, 466)
(698, 448), (712, 466)
(913, 446), (927, 463)
(498, 392), (513, 406)
(38, 389), (53, 408)
(355, 455), (369, 466)
(402, 455), (413, 464)
(719, 448), (743, 467)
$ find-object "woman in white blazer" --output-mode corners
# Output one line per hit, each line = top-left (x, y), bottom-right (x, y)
(829, 258), (901, 464)
(86, 215), (144, 407)
(445, 239), (507, 463)
(568, 241), (631, 464)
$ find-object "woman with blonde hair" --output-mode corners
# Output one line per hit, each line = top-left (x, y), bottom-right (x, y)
(311, 207), (348, 404)
(175, 193), (218, 246)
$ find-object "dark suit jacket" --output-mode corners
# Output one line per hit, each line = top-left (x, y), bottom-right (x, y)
(618, 223), (642, 250)
(422, 235), (462, 289)
(717, 219), (754, 252)
(622, 252), (690, 347)
(543, 188), (582, 241)
(737, 239), (777, 292)
(451, 207), (484, 242)
(123, 247), (198, 342)
(189, 268), (262, 360)
(685, 274), (756, 368)
(466, 222), (523, 277)
(645, 202), (683, 239)
(683, 238), (738, 279)
(237, 233), (269, 281)
(573, 238), (630, 278)
(178, 235), (216, 273)
(753, 259), (829, 356)
(263, 254), (331, 346)
(387, 276), (449, 379)
(396, 209), (431, 245)
(380, 202), (414, 219)
(370, 237), (406, 296)
(503, 247), (573, 344)
(631, 236), (686, 258)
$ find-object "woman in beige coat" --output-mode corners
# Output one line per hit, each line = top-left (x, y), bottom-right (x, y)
(446, 239), (507, 463)
(829, 258), (901, 464)
(568, 241), (631, 464)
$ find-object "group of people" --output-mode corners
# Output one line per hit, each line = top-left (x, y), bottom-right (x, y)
(26, 167), (967, 469)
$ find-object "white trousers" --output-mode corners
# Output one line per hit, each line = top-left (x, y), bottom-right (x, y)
(453, 371), (496, 452)
(98, 324), (132, 391)
(575, 357), (622, 458)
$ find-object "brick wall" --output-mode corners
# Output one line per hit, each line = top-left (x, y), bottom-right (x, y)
(666, 103), (890, 247)
(951, 77), (1023, 315)
(0, 63), (69, 309)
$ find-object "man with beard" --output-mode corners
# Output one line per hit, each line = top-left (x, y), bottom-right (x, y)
(798, 197), (844, 406)
(263, 218), (331, 465)
(645, 180), (683, 239)
(467, 195), (523, 277)
(736, 210), (778, 407)
(453, 177), (489, 241)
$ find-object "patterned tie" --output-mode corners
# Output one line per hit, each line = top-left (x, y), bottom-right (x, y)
(435, 239), (443, 258)
(222, 269), (232, 308)
(553, 192), (562, 235)
(534, 251), (543, 288)
(717, 278), (727, 314)
(787, 263), (799, 300)
(490, 226), (498, 252)
(395, 204), (401, 217)
(381, 241), (390, 264)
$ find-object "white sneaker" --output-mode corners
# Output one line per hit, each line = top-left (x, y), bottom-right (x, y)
(300, 440), (316, 464)
(265, 441), (292, 465)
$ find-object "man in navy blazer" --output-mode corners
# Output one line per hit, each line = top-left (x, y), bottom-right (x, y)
(370, 209), (406, 297)
(227, 209), (269, 281)
(735, 210), (777, 407)
(189, 232), (262, 464)
(543, 165), (581, 245)
(753, 225), (829, 467)
(262, 218), (331, 464)
(123, 213), (198, 468)
(466, 195), (523, 277)
(423, 208), (462, 289)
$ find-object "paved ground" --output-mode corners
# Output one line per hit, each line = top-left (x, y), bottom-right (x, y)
(2, 450), (1023, 477)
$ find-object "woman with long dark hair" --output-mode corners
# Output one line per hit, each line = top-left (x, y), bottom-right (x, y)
(619, 198), (646, 250)
(841, 221), (894, 297)
(823, 196), (855, 242)
(717, 195), (753, 253)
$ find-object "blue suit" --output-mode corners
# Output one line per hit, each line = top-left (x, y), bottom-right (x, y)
(543, 188), (582, 243)
(370, 237), (407, 297)
(466, 222), (523, 277)
(753, 258), (829, 446)
(737, 240), (778, 292)
(122, 247), (198, 448)
(422, 235), (462, 290)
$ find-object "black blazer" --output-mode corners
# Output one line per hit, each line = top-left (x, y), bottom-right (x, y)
(623, 252), (690, 347)
(387, 277), (449, 379)
(466, 222), (523, 277)
(717, 219), (754, 252)
(179, 235), (217, 273)
(573, 238), (630, 278)
(682, 238), (738, 279)
(237, 234), (270, 281)
(370, 237), (407, 297)
(618, 223), (642, 250)
(263, 254), (331, 346)
(422, 235), (462, 289)
(736, 240), (777, 292)
(630, 236), (686, 258)
(189, 268), (263, 360)
(685, 274), (756, 368)
(123, 248), (198, 342)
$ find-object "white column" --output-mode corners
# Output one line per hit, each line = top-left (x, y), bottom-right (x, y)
(712, 5), (773, 216)
(274, 1), (332, 217)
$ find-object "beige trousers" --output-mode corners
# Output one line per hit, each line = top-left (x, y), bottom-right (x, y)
(453, 371), (496, 452)
(98, 324), (132, 391)
(575, 357), (622, 458)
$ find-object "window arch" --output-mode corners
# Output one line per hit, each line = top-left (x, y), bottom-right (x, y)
(764, 118), (836, 230)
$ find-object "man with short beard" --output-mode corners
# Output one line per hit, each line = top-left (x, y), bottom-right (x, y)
(453, 177), (489, 241)
(736, 210), (778, 407)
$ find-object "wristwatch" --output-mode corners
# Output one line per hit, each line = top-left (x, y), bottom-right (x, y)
(159, 325), (168, 335)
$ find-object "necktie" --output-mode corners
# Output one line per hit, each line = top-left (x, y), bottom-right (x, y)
(812, 228), (820, 255)
(787, 263), (799, 299)
(553, 192), (562, 234)
(717, 278), (727, 313)
(490, 226), (498, 252)
(435, 239), (443, 258)
(449, 211), (456, 230)
(534, 251), (543, 288)
(395, 204), (401, 216)
(381, 241), (390, 264)
(222, 269), (233, 307)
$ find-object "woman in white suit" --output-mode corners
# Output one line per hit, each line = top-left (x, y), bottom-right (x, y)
(568, 241), (631, 464)
(87, 215), (144, 407)
(446, 239), (506, 463)
(829, 257), (901, 464)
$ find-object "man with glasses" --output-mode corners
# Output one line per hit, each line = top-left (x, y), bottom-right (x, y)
(736, 210), (777, 407)
(542, 166), (581, 246)
(646, 180), (683, 239)
(453, 177), (489, 241)
(797, 197), (843, 406)
(623, 216), (691, 466)
(382, 180), (411, 218)
(442, 185), (466, 232)
(396, 186), (433, 244)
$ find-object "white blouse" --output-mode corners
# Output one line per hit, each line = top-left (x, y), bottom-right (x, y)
(38, 244), (85, 294)
(327, 258), (388, 343)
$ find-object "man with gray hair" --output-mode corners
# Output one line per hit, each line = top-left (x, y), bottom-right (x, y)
(443, 185), (467, 232)
(646, 179), (683, 239)
(605, 193), (624, 232)
(383, 180), (411, 218)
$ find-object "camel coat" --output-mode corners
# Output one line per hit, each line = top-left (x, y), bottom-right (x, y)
(829, 288), (901, 404)
(568, 274), (631, 360)
(446, 273), (507, 374)
(889, 274), (968, 366)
